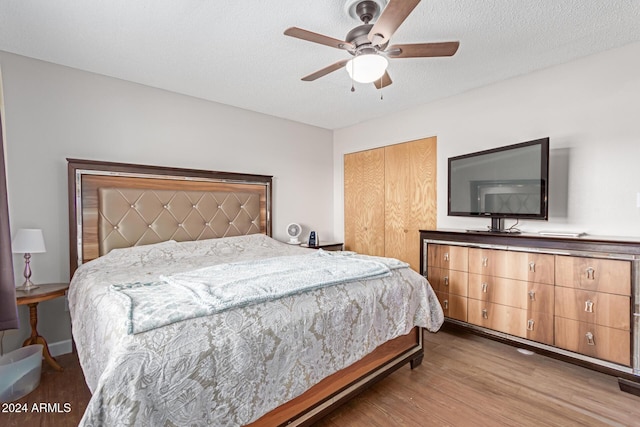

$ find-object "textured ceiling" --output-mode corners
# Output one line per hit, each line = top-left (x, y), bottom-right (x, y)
(1, 0), (639, 130)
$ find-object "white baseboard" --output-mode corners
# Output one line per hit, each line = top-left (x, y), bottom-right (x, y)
(49, 339), (73, 357)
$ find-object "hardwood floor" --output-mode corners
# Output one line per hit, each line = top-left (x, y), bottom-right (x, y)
(0, 350), (90, 427)
(2, 329), (638, 426)
(318, 328), (640, 427)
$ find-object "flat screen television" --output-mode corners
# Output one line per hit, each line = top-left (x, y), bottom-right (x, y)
(448, 137), (549, 233)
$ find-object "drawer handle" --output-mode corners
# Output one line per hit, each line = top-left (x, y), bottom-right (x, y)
(527, 319), (535, 331)
(482, 257), (488, 267)
(529, 262), (536, 272)
(585, 332), (595, 346)
(444, 276), (449, 286)
(443, 252), (449, 262)
(443, 299), (449, 310)
(482, 309), (488, 319)
(585, 267), (595, 280)
(482, 282), (488, 293)
(528, 290), (536, 301)
(584, 300), (594, 313)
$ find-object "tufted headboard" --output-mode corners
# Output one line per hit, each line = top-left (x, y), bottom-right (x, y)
(68, 158), (272, 275)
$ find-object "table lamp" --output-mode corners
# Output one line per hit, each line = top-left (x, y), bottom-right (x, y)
(12, 228), (46, 291)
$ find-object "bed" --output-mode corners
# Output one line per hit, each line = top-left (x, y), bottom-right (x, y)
(66, 158), (444, 426)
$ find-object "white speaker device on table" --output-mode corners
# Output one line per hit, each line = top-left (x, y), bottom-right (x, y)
(286, 223), (302, 244)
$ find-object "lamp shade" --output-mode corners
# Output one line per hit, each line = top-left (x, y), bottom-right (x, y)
(12, 229), (46, 254)
(346, 54), (389, 84)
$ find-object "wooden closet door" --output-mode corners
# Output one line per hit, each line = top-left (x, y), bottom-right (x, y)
(384, 137), (437, 271)
(344, 148), (385, 256)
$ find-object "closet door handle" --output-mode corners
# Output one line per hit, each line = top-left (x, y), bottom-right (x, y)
(584, 300), (594, 313)
(527, 319), (535, 331)
(585, 332), (595, 346)
(585, 267), (595, 280)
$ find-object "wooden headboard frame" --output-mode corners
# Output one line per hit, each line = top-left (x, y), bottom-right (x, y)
(67, 158), (272, 276)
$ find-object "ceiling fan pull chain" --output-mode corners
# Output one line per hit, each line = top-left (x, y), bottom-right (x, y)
(350, 58), (356, 92)
(380, 75), (383, 100)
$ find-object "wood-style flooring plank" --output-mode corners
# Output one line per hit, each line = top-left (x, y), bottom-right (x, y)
(316, 328), (640, 427)
(0, 351), (89, 427)
(2, 328), (639, 426)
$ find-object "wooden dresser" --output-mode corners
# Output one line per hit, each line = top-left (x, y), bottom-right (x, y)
(420, 229), (640, 385)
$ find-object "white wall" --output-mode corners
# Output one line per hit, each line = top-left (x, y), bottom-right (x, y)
(334, 41), (640, 240)
(4, 40), (640, 354)
(0, 51), (334, 353)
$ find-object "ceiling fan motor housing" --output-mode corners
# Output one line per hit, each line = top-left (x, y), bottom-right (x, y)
(346, 24), (373, 47)
(346, 24), (388, 55)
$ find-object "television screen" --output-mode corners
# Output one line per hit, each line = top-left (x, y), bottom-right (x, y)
(448, 138), (549, 228)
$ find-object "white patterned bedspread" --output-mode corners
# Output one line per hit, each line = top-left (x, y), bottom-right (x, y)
(69, 234), (443, 427)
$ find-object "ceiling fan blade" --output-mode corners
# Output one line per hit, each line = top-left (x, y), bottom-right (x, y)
(387, 41), (460, 58)
(284, 27), (354, 50)
(368, 0), (421, 45)
(301, 59), (350, 81)
(373, 71), (393, 89)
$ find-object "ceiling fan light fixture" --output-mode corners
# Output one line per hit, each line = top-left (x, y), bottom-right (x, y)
(346, 54), (388, 83)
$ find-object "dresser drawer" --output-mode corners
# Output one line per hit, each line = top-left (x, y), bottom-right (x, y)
(554, 287), (630, 330)
(427, 267), (468, 296)
(435, 291), (467, 322)
(467, 299), (553, 345)
(555, 256), (630, 296)
(469, 248), (554, 284)
(427, 244), (468, 271)
(554, 317), (631, 366)
(468, 274), (553, 314)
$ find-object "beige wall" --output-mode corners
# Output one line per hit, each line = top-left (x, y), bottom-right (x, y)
(0, 51), (334, 353)
(334, 41), (640, 239)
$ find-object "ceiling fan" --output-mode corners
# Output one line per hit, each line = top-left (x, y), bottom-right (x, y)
(284, 0), (460, 90)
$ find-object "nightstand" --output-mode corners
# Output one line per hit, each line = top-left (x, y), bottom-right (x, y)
(16, 282), (69, 371)
(300, 242), (344, 251)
